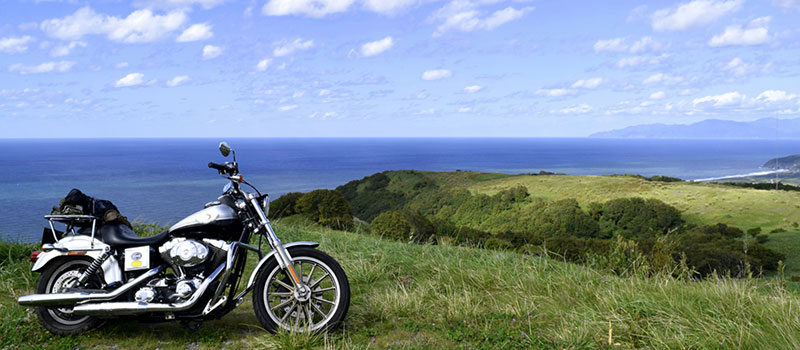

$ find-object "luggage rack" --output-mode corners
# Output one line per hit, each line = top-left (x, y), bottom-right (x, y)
(44, 215), (100, 246)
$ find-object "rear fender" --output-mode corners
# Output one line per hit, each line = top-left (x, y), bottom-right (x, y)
(32, 235), (123, 285)
(245, 241), (319, 290)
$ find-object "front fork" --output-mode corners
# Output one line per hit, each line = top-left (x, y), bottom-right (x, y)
(248, 196), (306, 291)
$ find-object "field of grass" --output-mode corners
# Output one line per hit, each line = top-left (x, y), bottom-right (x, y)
(466, 174), (800, 233)
(3, 220), (800, 349)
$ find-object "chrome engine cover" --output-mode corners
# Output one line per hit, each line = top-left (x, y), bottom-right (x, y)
(159, 238), (209, 268)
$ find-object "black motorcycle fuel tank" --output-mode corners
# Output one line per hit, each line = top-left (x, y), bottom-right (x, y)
(168, 204), (242, 241)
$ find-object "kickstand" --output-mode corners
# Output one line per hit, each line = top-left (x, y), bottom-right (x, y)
(180, 320), (203, 331)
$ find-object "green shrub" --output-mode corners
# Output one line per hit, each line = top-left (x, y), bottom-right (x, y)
(599, 197), (683, 237)
(747, 227), (762, 238)
(268, 192), (303, 219)
(295, 189), (353, 230)
(756, 234), (769, 244)
(676, 226), (784, 278)
(371, 211), (412, 241)
(401, 210), (436, 243)
(430, 218), (491, 246)
(484, 237), (513, 250)
(534, 199), (600, 238)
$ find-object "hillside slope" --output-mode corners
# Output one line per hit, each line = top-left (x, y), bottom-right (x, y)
(467, 173), (800, 232)
(3, 221), (800, 349)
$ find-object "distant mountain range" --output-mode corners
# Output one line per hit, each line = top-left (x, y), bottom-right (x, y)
(590, 117), (800, 139)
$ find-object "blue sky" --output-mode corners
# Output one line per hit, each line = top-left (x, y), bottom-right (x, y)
(1, 0), (799, 137)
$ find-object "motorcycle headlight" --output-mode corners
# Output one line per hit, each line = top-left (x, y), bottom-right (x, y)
(261, 195), (270, 215)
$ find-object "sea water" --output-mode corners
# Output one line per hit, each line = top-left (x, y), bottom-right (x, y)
(2, 138), (798, 241)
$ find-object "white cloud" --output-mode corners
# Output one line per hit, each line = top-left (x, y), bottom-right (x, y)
(616, 54), (670, 68)
(318, 89), (331, 96)
(595, 36), (661, 54)
(721, 57), (761, 77)
(273, 38), (314, 57)
(629, 36), (661, 53)
(594, 38), (627, 53)
(50, 41), (86, 57)
(115, 62), (129, 69)
(536, 88), (574, 97)
(309, 111), (338, 119)
(756, 90), (797, 103)
(133, 0), (229, 10)
(552, 104), (591, 114)
(115, 73), (146, 87)
(421, 69), (452, 81)
(642, 73), (684, 85)
(262, 0), (420, 17)
(0, 36), (35, 54)
(278, 104), (298, 111)
(361, 36), (393, 57)
(692, 91), (745, 107)
(256, 58), (271, 71)
(774, 0), (800, 9)
(202, 45), (222, 59)
(362, 0), (418, 14)
(464, 85), (482, 93)
(433, 4), (533, 37)
(176, 23), (213, 42)
(652, 0), (742, 31)
(709, 17), (771, 47)
(458, 107), (473, 113)
(9, 61), (75, 74)
(650, 91), (666, 99)
(571, 77), (603, 89)
(263, 0), (355, 18)
(41, 7), (188, 43)
(166, 75), (189, 87)
(483, 6), (528, 30)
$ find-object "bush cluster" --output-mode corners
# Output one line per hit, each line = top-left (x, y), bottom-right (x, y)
(271, 189), (353, 230)
(279, 171), (784, 279)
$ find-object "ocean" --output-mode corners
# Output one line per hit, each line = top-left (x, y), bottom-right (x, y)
(2, 138), (798, 241)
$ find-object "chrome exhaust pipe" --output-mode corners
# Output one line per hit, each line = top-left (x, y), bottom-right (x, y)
(17, 266), (164, 307)
(72, 263), (225, 316)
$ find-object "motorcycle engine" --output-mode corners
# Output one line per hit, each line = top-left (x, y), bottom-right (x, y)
(159, 238), (225, 277)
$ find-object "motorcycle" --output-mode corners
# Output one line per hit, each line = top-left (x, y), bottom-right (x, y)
(17, 142), (350, 335)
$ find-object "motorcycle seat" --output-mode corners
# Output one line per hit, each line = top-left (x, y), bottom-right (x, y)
(100, 223), (169, 248)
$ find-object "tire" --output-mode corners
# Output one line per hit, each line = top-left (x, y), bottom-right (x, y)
(253, 247), (350, 333)
(34, 258), (103, 335)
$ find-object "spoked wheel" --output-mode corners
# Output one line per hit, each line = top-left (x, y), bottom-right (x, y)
(253, 247), (350, 333)
(34, 259), (103, 335)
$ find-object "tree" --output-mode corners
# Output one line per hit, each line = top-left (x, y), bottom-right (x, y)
(268, 192), (303, 219)
(295, 189), (353, 230)
(371, 211), (412, 241)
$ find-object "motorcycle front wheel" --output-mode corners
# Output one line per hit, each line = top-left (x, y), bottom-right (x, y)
(253, 247), (350, 333)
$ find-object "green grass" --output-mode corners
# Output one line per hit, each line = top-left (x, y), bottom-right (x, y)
(3, 221), (800, 349)
(466, 174), (800, 233)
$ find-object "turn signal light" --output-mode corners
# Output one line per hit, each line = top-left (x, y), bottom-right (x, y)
(30, 251), (41, 262)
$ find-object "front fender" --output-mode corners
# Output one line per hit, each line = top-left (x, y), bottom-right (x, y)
(245, 241), (319, 290)
(32, 235), (122, 285)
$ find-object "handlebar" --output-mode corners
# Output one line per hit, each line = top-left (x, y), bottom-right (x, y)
(208, 161), (238, 176)
(208, 162), (228, 172)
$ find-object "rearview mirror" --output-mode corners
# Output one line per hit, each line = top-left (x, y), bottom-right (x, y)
(219, 142), (232, 157)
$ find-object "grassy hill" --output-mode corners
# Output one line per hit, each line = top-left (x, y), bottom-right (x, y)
(3, 221), (800, 349)
(468, 173), (800, 232)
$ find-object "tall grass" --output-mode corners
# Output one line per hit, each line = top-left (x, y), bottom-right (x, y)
(2, 222), (800, 349)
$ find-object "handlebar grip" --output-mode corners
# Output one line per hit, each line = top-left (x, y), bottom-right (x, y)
(208, 162), (227, 171)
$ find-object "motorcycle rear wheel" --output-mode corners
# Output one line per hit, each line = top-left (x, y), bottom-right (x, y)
(253, 247), (350, 333)
(34, 258), (103, 335)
